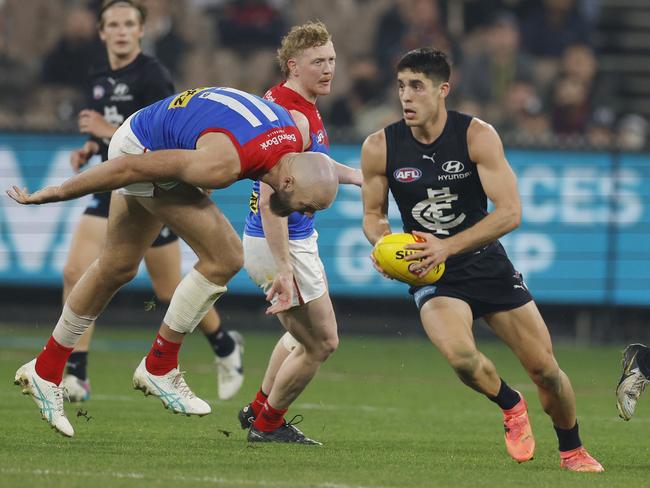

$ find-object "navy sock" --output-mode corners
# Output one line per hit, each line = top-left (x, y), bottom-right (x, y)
(487, 378), (521, 410)
(554, 422), (582, 452)
(205, 329), (235, 357)
(66, 351), (88, 381)
(637, 346), (650, 378)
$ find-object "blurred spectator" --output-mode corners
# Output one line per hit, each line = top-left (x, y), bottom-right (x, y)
(520, 0), (592, 59)
(140, 0), (190, 78)
(548, 42), (613, 137)
(327, 56), (400, 140)
(617, 114), (648, 151)
(560, 43), (610, 108)
(502, 81), (552, 145)
(0, 6), (35, 122)
(460, 12), (535, 128)
(374, 0), (452, 83)
(40, 6), (104, 89)
(586, 107), (615, 148)
(215, 0), (286, 52)
(550, 75), (591, 135)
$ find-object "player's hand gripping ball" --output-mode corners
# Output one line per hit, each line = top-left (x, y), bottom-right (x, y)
(372, 233), (445, 286)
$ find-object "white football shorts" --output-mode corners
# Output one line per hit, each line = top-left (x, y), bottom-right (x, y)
(109, 112), (179, 198)
(243, 231), (327, 309)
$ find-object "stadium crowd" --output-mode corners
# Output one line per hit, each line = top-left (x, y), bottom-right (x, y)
(0, 0), (647, 149)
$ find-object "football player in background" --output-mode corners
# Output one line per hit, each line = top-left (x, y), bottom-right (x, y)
(62, 0), (244, 404)
(238, 21), (362, 445)
(361, 47), (603, 472)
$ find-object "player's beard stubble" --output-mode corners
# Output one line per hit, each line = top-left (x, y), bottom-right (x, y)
(269, 191), (294, 217)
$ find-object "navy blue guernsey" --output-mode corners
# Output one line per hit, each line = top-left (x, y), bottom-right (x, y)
(385, 111), (487, 237)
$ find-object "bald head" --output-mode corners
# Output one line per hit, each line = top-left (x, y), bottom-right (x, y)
(269, 152), (338, 217)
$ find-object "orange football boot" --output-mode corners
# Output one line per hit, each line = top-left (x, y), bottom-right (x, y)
(502, 393), (535, 463)
(559, 446), (604, 472)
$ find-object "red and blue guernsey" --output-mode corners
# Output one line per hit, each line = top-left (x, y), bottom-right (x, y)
(129, 86), (302, 180)
(244, 83), (330, 240)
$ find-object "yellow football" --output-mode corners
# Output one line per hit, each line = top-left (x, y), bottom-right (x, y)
(372, 233), (445, 286)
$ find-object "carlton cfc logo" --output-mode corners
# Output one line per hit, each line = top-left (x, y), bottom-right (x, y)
(394, 167), (422, 183)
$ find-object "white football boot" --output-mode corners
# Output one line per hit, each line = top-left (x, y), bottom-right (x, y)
(14, 359), (74, 437)
(61, 374), (91, 402)
(215, 331), (245, 400)
(616, 344), (649, 420)
(132, 357), (211, 416)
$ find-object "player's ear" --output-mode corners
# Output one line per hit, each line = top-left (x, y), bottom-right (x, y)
(287, 59), (298, 77)
(440, 82), (450, 99)
(281, 175), (295, 191)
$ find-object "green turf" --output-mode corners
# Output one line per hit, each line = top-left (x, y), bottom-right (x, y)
(0, 323), (648, 488)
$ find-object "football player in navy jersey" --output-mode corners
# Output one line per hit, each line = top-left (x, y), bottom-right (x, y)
(62, 0), (245, 404)
(361, 48), (602, 472)
(237, 22), (361, 445)
(8, 86), (338, 438)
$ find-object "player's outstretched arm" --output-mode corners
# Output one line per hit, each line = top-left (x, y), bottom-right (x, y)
(258, 181), (294, 315)
(289, 109), (362, 186)
(333, 160), (362, 186)
(6, 149), (203, 205)
(361, 130), (391, 246)
(7, 134), (241, 205)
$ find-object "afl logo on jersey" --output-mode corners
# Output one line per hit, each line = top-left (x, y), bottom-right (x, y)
(394, 167), (422, 183)
(441, 161), (464, 173)
(93, 85), (105, 100)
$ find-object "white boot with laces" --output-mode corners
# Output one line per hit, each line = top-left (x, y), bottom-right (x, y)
(15, 359), (74, 437)
(132, 357), (211, 416)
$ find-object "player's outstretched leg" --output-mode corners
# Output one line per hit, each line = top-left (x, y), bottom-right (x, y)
(616, 343), (650, 421)
(15, 359), (74, 437)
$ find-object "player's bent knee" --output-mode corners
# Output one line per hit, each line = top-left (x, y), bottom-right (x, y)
(62, 263), (85, 290)
(448, 350), (481, 379)
(164, 268), (227, 334)
(96, 256), (139, 287)
(312, 334), (339, 362)
(527, 361), (562, 393)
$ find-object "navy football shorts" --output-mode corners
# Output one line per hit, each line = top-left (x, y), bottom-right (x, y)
(83, 192), (178, 247)
(410, 241), (533, 319)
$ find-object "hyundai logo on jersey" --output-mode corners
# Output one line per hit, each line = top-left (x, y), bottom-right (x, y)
(394, 167), (422, 183)
(441, 161), (465, 173)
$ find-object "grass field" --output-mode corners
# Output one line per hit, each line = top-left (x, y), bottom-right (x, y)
(0, 323), (648, 488)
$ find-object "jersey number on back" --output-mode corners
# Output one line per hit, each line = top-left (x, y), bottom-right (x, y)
(169, 87), (279, 128)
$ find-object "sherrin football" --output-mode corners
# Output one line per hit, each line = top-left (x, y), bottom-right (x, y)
(372, 233), (445, 286)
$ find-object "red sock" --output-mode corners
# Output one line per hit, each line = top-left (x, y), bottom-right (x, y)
(251, 388), (268, 416)
(253, 401), (287, 432)
(35, 336), (74, 385)
(145, 333), (181, 375)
